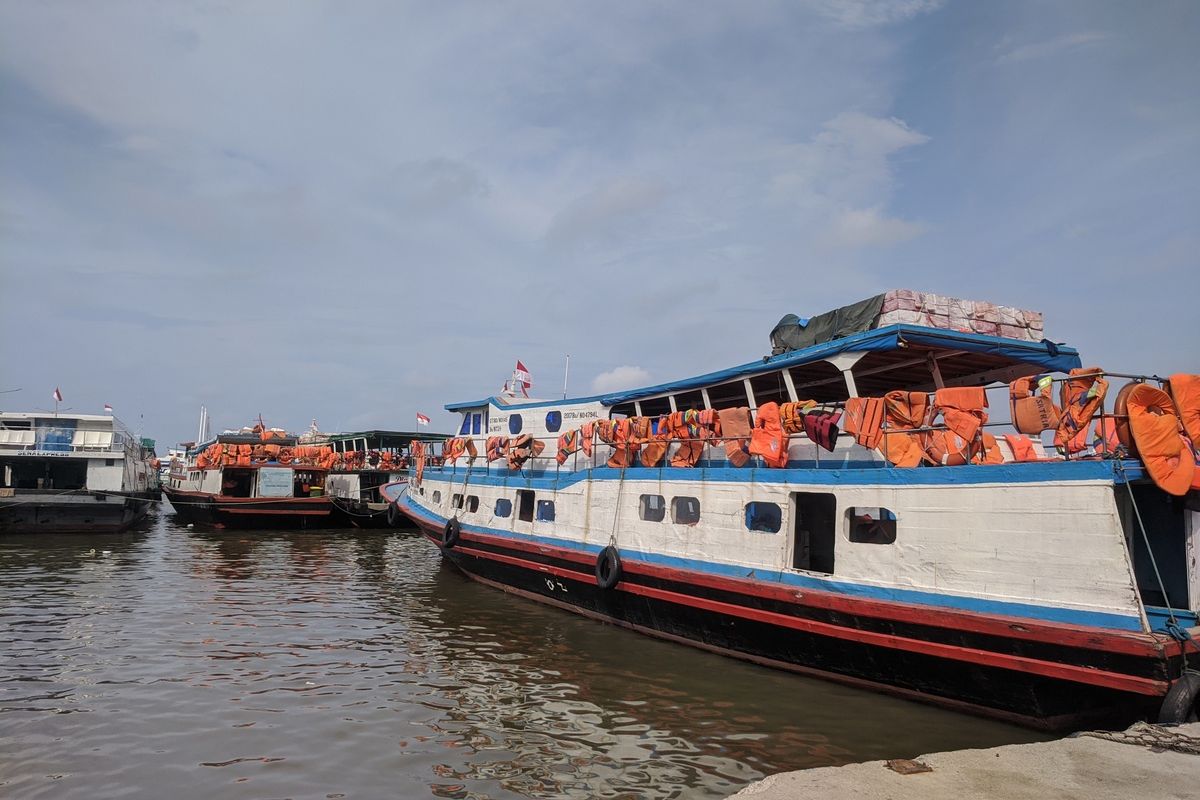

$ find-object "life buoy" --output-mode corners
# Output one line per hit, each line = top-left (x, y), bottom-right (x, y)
(1167, 374), (1200, 446)
(595, 545), (622, 590)
(443, 517), (461, 549)
(386, 502), (402, 528)
(1126, 384), (1196, 496)
(1158, 672), (1200, 724)
(1112, 382), (1138, 456)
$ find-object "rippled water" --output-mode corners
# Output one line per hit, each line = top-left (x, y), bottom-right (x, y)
(0, 512), (1046, 799)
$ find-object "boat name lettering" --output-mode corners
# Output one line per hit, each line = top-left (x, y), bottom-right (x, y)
(15, 451), (73, 458)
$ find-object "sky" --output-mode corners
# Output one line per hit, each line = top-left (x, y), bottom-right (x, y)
(1, 0), (1197, 447)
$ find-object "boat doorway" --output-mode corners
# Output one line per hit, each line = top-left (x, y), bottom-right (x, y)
(220, 469), (255, 498)
(1118, 482), (1199, 620)
(791, 492), (836, 574)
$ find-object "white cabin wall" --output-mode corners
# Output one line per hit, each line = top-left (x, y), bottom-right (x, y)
(86, 461), (125, 492)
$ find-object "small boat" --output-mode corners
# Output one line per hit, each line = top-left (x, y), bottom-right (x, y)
(325, 429), (447, 527)
(0, 411), (158, 534)
(398, 290), (1200, 730)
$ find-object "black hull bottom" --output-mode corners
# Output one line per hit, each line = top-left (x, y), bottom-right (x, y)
(164, 489), (342, 530)
(427, 529), (1169, 732)
(0, 496), (154, 535)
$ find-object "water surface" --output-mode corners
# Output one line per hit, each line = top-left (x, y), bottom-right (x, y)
(1, 513), (1046, 799)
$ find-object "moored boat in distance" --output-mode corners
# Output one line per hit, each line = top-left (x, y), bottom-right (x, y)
(164, 423), (340, 528)
(398, 290), (1200, 730)
(324, 429), (447, 527)
(0, 412), (158, 533)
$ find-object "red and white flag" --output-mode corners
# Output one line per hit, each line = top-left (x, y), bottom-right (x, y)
(52, 387), (63, 402)
(415, 412), (431, 427)
(103, 403), (113, 413)
(514, 360), (532, 395)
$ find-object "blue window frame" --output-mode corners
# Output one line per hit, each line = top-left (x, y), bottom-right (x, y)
(459, 415), (471, 435)
(545, 410), (562, 433)
(508, 414), (523, 435)
(495, 498), (512, 518)
(745, 502), (782, 533)
(471, 413), (482, 435)
(536, 500), (555, 522)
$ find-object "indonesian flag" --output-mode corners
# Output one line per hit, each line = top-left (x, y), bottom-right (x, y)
(514, 360), (532, 391)
(415, 412), (431, 427)
(104, 403), (113, 413)
(52, 387), (63, 402)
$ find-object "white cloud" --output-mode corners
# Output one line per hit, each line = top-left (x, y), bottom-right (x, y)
(591, 366), (652, 394)
(996, 31), (1110, 64)
(814, 0), (945, 29)
(827, 206), (925, 247)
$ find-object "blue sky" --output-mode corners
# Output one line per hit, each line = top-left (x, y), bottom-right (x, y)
(1, 1), (1196, 445)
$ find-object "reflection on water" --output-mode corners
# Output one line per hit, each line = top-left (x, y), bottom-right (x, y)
(0, 514), (1047, 799)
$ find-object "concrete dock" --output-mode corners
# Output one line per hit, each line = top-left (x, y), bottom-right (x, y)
(730, 722), (1200, 800)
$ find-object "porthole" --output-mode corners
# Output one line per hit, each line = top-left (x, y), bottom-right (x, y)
(545, 410), (562, 433)
(745, 502), (782, 533)
(495, 498), (512, 518)
(508, 414), (523, 435)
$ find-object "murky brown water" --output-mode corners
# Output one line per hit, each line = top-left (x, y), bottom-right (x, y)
(0, 512), (1047, 799)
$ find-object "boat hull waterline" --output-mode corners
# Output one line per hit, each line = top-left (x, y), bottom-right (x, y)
(400, 497), (1182, 731)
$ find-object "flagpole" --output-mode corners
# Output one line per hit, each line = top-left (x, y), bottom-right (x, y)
(562, 355), (570, 399)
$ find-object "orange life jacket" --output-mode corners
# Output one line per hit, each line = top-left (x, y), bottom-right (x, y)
(1003, 434), (1039, 462)
(1126, 384), (1195, 496)
(879, 391), (928, 468)
(486, 436), (508, 462)
(779, 400), (817, 435)
(556, 429), (581, 465)
(978, 432), (1004, 465)
(717, 407), (752, 467)
(934, 387), (988, 443)
(1054, 368), (1109, 454)
(843, 397), (885, 450)
(749, 402), (789, 468)
(1166, 374), (1200, 446)
(1009, 376), (1060, 435)
(580, 422), (595, 457)
(923, 429), (974, 466)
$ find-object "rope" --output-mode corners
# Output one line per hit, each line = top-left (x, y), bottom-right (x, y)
(1074, 721), (1200, 755)
(1116, 462), (1182, 633)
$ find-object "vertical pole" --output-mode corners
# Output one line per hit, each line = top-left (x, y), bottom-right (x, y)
(563, 355), (570, 400)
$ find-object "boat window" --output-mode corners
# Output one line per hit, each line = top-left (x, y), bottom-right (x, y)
(749, 371), (791, 406)
(639, 494), (666, 522)
(788, 361), (850, 403)
(545, 411), (562, 433)
(745, 502), (783, 533)
(609, 405), (634, 420)
(509, 414), (523, 435)
(671, 496), (701, 525)
(674, 390), (704, 411)
(516, 489), (535, 522)
(452, 493), (464, 509)
(494, 498), (512, 518)
(467, 495), (479, 513)
(432, 490), (442, 504)
(639, 397), (672, 417)
(792, 492), (836, 574)
(536, 500), (556, 522)
(847, 507), (897, 544)
(459, 415), (472, 435)
(471, 413), (482, 435)
(707, 380), (750, 410)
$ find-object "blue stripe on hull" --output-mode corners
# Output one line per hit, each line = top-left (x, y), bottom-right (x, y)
(401, 494), (1146, 633)
(419, 459), (1144, 491)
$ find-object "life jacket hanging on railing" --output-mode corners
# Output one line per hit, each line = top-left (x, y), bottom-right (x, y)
(1166, 374), (1200, 448)
(1125, 383), (1195, 496)
(749, 402), (789, 468)
(1054, 367), (1108, 454)
(580, 422), (596, 458)
(556, 429), (581, 465)
(717, 407), (752, 467)
(879, 391), (928, 468)
(1009, 375), (1060, 435)
(639, 416), (671, 468)
(843, 397), (885, 450)
(779, 400), (817, 434)
(486, 436), (508, 462)
(607, 418), (637, 468)
(667, 410), (704, 468)
(1003, 434), (1039, 462)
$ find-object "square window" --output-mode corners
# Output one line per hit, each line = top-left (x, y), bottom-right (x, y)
(671, 496), (700, 525)
(494, 498), (512, 518)
(536, 500), (555, 522)
(639, 494), (666, 522)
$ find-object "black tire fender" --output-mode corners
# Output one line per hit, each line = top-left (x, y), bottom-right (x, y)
(1158, 672), (1200, 724)
(386, 501), (402, 528)
(443, 517), (461, 549)
(595, 545), (622, 590)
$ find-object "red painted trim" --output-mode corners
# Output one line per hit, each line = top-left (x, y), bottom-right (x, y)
(221, 508), (331, 516)
(440, 523), (1167, 659)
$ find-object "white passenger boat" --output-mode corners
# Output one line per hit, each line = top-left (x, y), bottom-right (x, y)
(395, 291), (1200, 730)
(0, 412), (158, 533)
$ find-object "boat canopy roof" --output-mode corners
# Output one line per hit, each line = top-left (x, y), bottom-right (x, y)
(327, 429), (447, 447)
(447, 324), (1081, 413)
